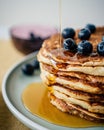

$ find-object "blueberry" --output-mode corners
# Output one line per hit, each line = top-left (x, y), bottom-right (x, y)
(97, 41), (104, 56)
(30, 32), (36, 42)
(102, 36), (104, 41)
(21, 63), (35, 75)
(62, 28), (75, 39)
(78, 28), (91, 40)
(32, 59), (39, 69)
(77, 40), (93, 55)
(63, 38), (77, 52)
(85, 24), (96, 33)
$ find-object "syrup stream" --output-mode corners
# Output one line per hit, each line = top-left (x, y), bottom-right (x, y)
(59, 0), (62, 47)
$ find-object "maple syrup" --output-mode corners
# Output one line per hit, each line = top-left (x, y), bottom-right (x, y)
(59, 0), (62, 47)
(22, 82), (104, 128)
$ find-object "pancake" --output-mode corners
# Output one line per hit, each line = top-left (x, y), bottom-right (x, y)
(40, 66), (104, 94)
(50, 94), (104, 123)
(37, 26), (104, 122)
(41, 71), (104, 103)
(49, 85), (104, 102)
(38, 27), (104, 66)
(38, 48), (104, 76)
(37, 27), (104, 76)
(41, 63), (104, 84)
(52, 89), (104, 114)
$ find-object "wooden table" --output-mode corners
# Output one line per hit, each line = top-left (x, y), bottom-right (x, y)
(0, 39), (30, 130)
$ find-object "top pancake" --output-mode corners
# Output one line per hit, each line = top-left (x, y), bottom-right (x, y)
(38, 27), (104, 76)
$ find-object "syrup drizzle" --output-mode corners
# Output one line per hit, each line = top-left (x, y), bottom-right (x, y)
(59, 0), (62, 47)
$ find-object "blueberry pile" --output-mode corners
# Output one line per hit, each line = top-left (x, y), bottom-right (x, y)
(21, 59), (39, 75)
(62, 24), (104, 56)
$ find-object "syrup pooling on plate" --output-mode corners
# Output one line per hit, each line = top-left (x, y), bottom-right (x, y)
(22, 82), (104, 128)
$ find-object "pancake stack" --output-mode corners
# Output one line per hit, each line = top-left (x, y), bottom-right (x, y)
(37, 27), (104, 122)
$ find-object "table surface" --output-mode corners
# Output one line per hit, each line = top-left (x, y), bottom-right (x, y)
(0, 39), (30, 130)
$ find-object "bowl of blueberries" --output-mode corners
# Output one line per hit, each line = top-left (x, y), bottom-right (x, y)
(10, 24), (58, 55)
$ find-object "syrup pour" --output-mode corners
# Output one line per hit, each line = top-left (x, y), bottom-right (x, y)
(51, 0), (63, 62)
(59, 0), (62, 47)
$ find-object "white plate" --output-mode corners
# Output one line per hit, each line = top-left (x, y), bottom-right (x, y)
(2, 52), (104, 130)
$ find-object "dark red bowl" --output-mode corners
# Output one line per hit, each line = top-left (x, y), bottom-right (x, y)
(10, 25), (58, 55)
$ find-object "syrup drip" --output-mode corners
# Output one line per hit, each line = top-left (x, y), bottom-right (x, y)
(59, 0), (62, 48)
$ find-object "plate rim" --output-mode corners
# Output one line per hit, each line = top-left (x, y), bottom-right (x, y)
(2, 52), (49, 130)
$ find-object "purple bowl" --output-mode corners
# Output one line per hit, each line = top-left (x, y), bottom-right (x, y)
(10, 25), (58, 54)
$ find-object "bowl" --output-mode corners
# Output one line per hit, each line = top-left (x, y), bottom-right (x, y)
(10, 25), (58, 54)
